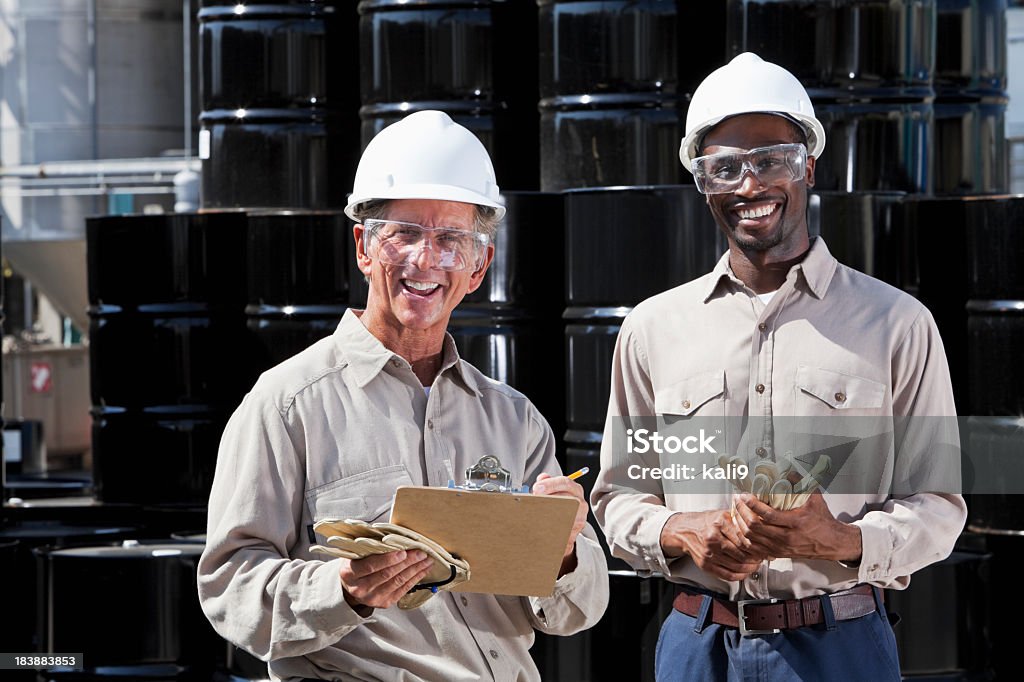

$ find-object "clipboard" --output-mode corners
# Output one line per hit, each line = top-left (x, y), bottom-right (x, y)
(389, 485), (578, 597)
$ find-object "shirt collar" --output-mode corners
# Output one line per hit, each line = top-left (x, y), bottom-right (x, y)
(701, 237), (837, 302)
(334, 309), (482, 397)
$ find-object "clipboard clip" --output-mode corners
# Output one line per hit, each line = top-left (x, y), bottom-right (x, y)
(447, 455), (529, 494)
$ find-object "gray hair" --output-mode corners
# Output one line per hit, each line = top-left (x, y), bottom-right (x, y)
(351, 199), (501, 241)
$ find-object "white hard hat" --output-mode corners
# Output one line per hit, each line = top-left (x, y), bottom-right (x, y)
(679, 52), (826, 172)
(345, 110), (505, 221)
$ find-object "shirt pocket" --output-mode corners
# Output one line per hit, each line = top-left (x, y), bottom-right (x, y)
(796, 365), (886, 411)
(305, 464), (415, 526)
(654, 369), (726, 418)
(791, 366), (889, 492)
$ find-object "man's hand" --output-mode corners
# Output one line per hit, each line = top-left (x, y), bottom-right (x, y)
(339, 550), (434, 614)
(730, 491), (863, 563)
(533, 472), (589, 575)
(660, 510), (765, 581)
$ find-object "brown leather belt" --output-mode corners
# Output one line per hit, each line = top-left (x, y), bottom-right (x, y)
(672, 584), (880, 636)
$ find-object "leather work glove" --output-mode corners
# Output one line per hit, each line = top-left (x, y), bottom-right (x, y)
(311, 518), (470, 610)
(719, 454), (832, 511)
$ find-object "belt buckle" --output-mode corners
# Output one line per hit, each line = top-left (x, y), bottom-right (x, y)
(737, 598), (781, 636)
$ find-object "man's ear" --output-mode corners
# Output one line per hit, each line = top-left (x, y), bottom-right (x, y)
(805, 154), (816, 188)
(465, 244), (495, 295)
(353, 224), (372, 277)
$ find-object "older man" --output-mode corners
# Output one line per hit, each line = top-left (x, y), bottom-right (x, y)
(591, 53), (965, 680)
(199, 110), (608, 681)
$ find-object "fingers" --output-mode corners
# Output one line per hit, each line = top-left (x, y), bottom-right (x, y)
(532, 476), (584, 501)
(340, 550), (435, 610)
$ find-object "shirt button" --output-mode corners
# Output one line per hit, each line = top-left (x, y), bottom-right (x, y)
(755, 447), (767, 457)
(461, 596), (468, 606)
(427, 419), (434, 430)
(755, 383), (765, 394)
(489, 650), (499, 659)
(752, 572), (761, 580)
(391, 359), (401, 368)
(758, 323), (767, 332)
(835, 392), (846, 403)
(682, 400), (691, 409)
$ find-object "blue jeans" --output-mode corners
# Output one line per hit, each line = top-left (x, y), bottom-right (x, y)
(655, 595), (901, 682)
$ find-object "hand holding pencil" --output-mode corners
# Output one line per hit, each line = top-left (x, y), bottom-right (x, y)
(532, 468), (591, 566)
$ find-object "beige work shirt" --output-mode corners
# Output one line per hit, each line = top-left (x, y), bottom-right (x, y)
(198, 310), (609, 682)
(591, 237), (966, 600)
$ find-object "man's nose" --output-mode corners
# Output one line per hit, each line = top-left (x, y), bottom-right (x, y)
(734, 166), (766, 196)
(411, 238), (438, 270)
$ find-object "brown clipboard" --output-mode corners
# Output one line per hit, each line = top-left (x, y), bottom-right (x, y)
(389, 485), (578, 597)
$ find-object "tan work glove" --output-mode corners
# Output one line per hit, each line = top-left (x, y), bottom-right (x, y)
(719, 454), (831, 510)
(311, 518), (470, 610)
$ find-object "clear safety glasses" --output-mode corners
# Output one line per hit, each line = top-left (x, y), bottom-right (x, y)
(363, 219), (490, 272)
(691, 143), (807, 195)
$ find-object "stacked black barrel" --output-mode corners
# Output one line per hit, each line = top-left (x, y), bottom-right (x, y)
(729, 0), (936, 193)
(960, 197), (1024, 681)
(86, 213), (253, 507)
(358, 0), (539, 191)
(198, 0), (360, 209)
(537, 0), (683, 191)
(246, 211), (349, 369)
(932, 0), (1008, 195)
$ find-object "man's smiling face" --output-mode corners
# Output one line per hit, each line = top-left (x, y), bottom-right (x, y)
(700, 113), (815, 255)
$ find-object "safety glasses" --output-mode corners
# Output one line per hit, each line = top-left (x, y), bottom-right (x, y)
(691, 143), (807, 195)
(363, 219), (490, 272)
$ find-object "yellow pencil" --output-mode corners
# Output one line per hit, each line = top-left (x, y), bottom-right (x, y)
(567, 467), (590, 481)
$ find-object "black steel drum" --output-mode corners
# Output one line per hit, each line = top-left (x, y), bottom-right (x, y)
(963, 195), (1024, 302)
(247, 211), (347, 307)
(539, 102), (684, 192)
(808, 191), (909, 287)
(934, 0), (1007, 93)
(960, 197), (1024, 534)
(198, 1), (359, 209)
(538, 0), (683, 191)
(86, 213), (247, 309)
(538, 0), (679, 99)
(933, 96), (1008, 195)
(564, 186), (721, 307)
(967, 301), (1024, 418)
(199, 113), (355, 210)
(727, 0), (936, 95)
(245, 210), (349, 369)
(91, 406), (231, 506)
(0, 522), (140, 670)
(38, 542), (222, 679)
(358, 0), (538, 190)
(901, 196), (970, 395)
(813, 97), (934, 193)
(87, 213), (254, 408)
(89, 306), (253, 408)
(462, 192), (564, 314)
(887, 537), (992, 677)
(565, 317), (623, 436)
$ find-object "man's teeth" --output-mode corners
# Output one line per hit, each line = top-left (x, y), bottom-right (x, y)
(403, 280), (440, 292)
(738, 204), (778, 220)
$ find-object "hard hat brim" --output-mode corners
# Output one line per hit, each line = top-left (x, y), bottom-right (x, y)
(344, 184), (506, 222)
(679, 110), (826, 173)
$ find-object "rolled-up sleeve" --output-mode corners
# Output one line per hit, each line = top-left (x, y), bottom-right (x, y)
(198, 392), (369, 661)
